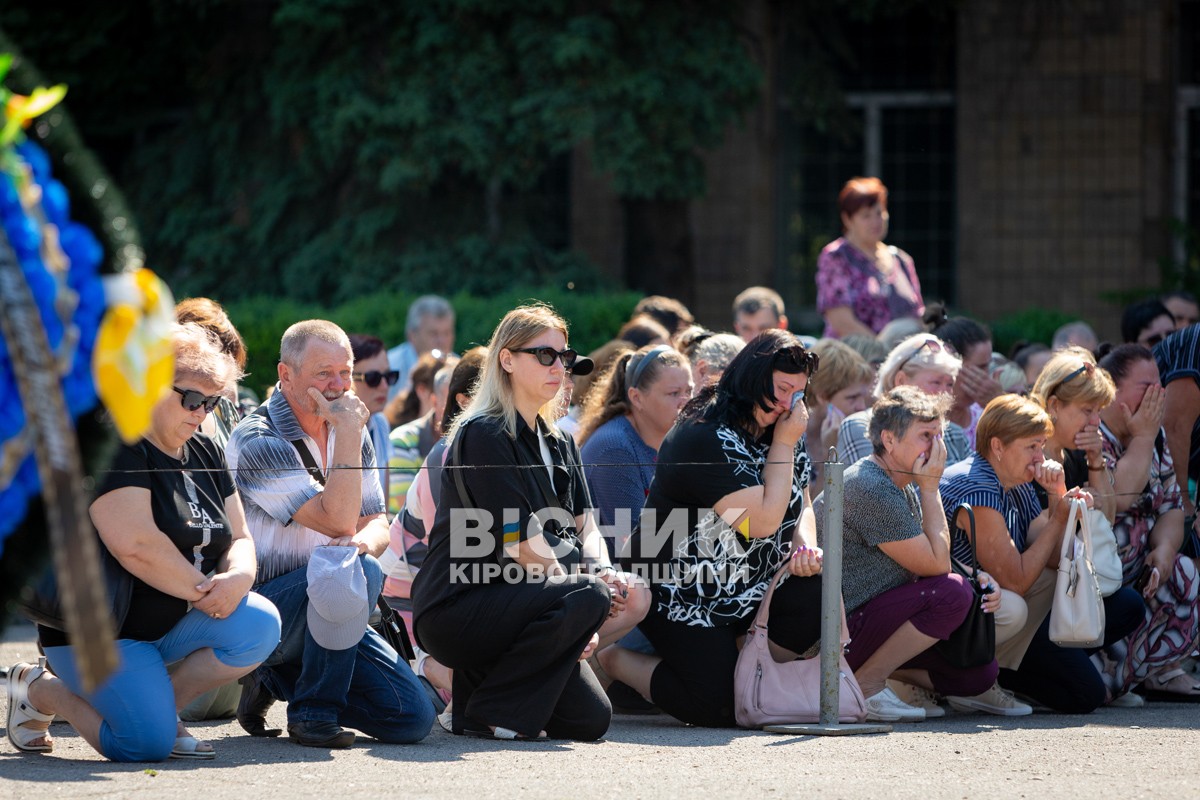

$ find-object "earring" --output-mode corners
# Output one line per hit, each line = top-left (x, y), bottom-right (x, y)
(1050, 414), (1057, 423)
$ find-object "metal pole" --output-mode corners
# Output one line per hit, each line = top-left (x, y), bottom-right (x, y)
(763, 447), (890, 735)
(818, 452), (845, 726)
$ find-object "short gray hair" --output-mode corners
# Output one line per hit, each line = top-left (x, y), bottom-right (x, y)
(406, 295), (454, 334)
(280, 319), (351, 368)
(1051, 320), (1098, 350)
(694, 333), (745, 373)
(869, 385), (951, 456)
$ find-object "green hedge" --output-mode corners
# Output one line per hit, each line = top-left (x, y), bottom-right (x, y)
(986, 307), (1079, 357)
(222, 287), (643, 398)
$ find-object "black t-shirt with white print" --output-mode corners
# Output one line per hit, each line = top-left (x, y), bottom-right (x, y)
(626, 415), (811, 628)
(42, 434), (236, 647)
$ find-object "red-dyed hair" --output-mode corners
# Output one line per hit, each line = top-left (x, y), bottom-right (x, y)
(838, 177), (888, 229)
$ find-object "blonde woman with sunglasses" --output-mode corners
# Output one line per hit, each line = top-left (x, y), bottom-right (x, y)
(411, 304), (649, 740)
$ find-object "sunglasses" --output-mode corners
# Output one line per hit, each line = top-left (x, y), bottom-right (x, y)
(1048, 362), (1094, 398)
(513, 346), (578, 369)
(173, 386), (222, 413)
(353, 369), (400, 388)
(895, 338), (943, 372)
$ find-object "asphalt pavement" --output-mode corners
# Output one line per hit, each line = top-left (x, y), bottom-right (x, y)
(2, 621), (1197, 800)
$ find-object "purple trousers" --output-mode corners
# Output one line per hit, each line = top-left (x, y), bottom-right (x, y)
(846, 573), (997, 696)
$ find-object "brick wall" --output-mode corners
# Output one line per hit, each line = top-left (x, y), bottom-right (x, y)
(956, 0), (1175, 339)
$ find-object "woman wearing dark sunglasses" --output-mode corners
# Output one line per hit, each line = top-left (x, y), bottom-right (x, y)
(349, 334), (398, 503)
(411, 304), (649, 740)
(9, 323), (281, 761)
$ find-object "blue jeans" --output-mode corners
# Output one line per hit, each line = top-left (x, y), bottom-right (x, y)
(44, 591), (281, 762)
(254, 554), (434, 743)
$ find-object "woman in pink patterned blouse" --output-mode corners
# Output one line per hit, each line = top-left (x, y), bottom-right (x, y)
(816, 177), (925, 339)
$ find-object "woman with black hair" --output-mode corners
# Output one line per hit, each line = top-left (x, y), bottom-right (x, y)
(599, 330), (823, 727)
(1121, 298), (1176, 349)
(930, 310), (1002, 448)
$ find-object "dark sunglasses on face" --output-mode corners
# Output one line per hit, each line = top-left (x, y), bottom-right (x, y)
(173, 386), (222, 413)
(353, 369), (400, 388)
(513, 346), (578, 369)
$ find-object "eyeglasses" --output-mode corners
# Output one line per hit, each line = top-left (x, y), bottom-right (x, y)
(896, 338), (943, 372)
(353, 369), (400, 388)
(1048, 362), (1094, 398)
(513, 346), (578, 369)
(173, 386), (222, 413)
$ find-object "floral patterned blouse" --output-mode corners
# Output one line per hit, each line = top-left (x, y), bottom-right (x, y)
(1100, 423), (1183, 582)
(816, 237), (924, 338)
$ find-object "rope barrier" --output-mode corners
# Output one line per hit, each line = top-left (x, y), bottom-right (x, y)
(92, 459), (1167, 502)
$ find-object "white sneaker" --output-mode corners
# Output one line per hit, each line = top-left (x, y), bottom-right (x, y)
(887, 680), (946, 718)
(864, 687), (926, 722)
(1108, 691), (1146, 708)
(947, 683), (1033, 716)
(437, 703), (453, 733)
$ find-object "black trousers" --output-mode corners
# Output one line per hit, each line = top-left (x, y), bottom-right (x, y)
(416, 573), (611, 739)
(639, 574), (822, 728)
(999, 585), (1145, 713)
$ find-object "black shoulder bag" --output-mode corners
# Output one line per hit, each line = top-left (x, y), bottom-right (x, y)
(933, 503), (997, 668)
(253, 403), (414, 661)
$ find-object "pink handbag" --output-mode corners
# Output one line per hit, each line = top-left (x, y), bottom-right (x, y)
(733, 566), (867, 727)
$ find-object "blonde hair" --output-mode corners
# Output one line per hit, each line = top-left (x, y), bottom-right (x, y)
(806, 339), (874, 408)
(173, 322), (241, 392)
(975, 394), (1053, 456)
(874, 333), (962, 398)
(447, 304), (569, 442)
(1028, 346), (1115, 410)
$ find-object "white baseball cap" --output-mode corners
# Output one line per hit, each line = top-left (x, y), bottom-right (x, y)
(306, 546), (370, 651)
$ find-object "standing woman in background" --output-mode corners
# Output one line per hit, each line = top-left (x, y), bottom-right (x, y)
(816, 177), (925, 339)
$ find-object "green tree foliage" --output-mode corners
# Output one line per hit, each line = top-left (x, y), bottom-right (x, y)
(1, 1), (761, 304)
(227, 286), (642, 398)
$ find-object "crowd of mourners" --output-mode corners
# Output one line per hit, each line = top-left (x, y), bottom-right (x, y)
(8, 177), (1200, 759)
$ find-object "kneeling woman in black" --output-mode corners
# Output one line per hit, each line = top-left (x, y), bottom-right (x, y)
(600, 329), (824, 727)
(411, 304), (649, 741)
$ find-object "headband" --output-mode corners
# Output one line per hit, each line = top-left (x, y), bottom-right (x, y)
(626, 344), (673, 390)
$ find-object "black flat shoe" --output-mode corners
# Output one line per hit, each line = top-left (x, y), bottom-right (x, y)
(287, 720), (356, 749)
(236, 671), (281, 738)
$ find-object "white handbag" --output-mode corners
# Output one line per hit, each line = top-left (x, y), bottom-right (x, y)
(1049, 498), (1106, 648)
(1086, 508), (1124, 597)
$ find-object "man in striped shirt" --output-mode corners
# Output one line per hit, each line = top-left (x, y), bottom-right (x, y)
(227, 320), (433, 749)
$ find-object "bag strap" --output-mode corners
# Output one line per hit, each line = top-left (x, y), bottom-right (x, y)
(1072, 497), (1095, 563)
(1061, 496), (1083, 561)
(253, 403), (327, 486)
(950, 503), (980, 579)
(449, 426), (472, 508)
